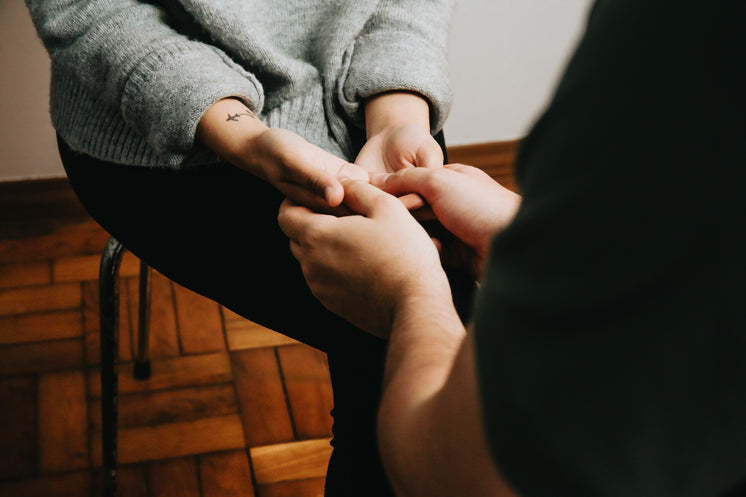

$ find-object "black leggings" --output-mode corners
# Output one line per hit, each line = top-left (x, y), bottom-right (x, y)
(58, 136), (473, 496)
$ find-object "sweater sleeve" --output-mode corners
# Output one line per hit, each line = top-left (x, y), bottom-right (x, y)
(337, 0), (454, 134)
(26, 0), (264, 166)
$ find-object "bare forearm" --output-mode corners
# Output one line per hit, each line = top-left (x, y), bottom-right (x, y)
(278, 175), (513, 493)
(378, 297), (517, 497)
(196, 98), (367, 208)
(377, 293), (465, 496)
(195, 97), (267, 169)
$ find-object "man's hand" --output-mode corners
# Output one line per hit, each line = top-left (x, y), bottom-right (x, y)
(197, 98), (368, 211)
(277, 179), (452, 338)
(373, 164), (522, 278)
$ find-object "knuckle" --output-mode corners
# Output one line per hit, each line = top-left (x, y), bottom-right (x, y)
(375, 193), (402, 214)
(421, 170), (444, 191)
(306, 174), (321, 193)
(391, 167), (412, 182)
(300, 222), (327, 246)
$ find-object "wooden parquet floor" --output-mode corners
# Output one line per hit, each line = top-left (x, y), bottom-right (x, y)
(0, 207), (334, 496)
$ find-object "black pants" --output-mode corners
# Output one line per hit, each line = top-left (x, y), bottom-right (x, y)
(58, 136), (473, 496)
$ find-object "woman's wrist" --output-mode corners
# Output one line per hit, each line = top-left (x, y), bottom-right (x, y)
(196, 97), (268, 167)
(364, 91), (431, 138)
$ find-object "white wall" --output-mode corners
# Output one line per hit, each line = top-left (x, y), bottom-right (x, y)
(0, 0), (593, 181)
(444, 0), (594, 145)
(0, 0), (64, 181)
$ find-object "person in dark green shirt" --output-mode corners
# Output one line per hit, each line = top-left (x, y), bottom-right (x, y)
(279, 0), (746, 495)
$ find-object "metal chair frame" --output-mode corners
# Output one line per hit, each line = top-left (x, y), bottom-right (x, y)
(99, 237), (152, 497)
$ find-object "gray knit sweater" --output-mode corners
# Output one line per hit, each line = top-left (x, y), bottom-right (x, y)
(26, 0), (454, 167)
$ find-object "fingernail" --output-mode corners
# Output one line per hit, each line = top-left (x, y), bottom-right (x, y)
(323, 186), (335, 202)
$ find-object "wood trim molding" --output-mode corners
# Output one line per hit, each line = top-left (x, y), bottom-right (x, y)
(0, 177), (87, 224)
(447, 140), (520, 192)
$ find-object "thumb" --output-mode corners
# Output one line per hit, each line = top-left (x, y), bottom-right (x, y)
(341, 179), (399, 218)
(322, 162), (369, 207)
(372, 167), (435, 199)
(414, 138), (444, 169)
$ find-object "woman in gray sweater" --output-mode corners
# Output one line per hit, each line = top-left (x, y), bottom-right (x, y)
(26, 0), (464, 495)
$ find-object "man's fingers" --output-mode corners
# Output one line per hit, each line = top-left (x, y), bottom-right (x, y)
(314, 161), (369, 206)
(431, 237), (443, 253)
(341, 179), (399, 218)
(411, 205), (436, 222)
(444, 163), (492, 180)
(336, 161), (371, 182)
(277, 199), (316, 242)
(371, 167), (437, 198)
(399, 193), (426, 211)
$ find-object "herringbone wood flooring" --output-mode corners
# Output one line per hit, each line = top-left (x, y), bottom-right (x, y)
(0, 210), (333, 497)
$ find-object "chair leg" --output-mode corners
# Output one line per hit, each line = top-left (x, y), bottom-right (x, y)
(99, 237), (125, 497)
(134, 260), (152, 379)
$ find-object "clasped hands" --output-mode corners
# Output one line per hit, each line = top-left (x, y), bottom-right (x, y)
(197, 96), (520, 338)
(278, 146), (521, 339)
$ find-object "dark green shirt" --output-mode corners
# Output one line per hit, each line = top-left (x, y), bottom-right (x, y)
(474, 1), (746, 496)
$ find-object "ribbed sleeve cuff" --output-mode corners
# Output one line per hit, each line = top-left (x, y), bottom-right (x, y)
(122, 41), (264, 166)
(338, 30), (453, 134)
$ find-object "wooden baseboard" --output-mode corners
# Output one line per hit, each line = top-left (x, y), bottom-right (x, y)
(447, 140), (520, 192)
(0, 177), (88, 225)
(0, 140), (519, 225)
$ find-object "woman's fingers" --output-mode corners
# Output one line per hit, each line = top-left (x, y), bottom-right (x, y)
(414, 135), (445, 169)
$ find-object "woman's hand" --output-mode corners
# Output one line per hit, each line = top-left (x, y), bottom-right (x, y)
(278, 179), (451, 339)
(197, 98), (368, 210)
(245, 128), (369, 209)
(355, 92), (443, 174)
(355, 122), (444, 173)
